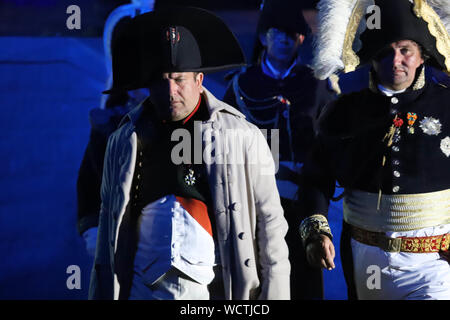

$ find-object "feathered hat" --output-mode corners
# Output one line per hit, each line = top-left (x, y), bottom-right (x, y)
(313, 0), (450, 80)
(104, 6), (246, 93)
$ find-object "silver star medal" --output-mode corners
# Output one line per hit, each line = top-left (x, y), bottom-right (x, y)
(184, 168), (196, 186)
(419, 117), (442, 136)
(441, 137), (450, 157)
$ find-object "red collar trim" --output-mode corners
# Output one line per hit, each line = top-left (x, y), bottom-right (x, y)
(182, 95), (202, 125)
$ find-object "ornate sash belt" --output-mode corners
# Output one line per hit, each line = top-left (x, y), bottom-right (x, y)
(343, 189), (450, 232)
(350, 224), (450, 253)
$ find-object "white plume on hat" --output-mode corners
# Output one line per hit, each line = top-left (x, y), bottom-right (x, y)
(312, 0), (375, 80)
(427, 0), (450, 33)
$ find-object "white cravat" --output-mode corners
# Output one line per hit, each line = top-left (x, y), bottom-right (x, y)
(377, 84), (406, 96)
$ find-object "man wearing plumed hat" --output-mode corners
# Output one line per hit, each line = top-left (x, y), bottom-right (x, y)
(88, 6), (290, 300)
(298, 0), (450, 299)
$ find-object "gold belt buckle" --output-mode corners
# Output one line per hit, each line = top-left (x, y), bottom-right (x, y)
(382, 237), (402, 253)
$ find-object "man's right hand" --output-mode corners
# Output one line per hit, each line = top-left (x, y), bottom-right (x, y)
(306, 234), (335, 270)
(82, 226), (98, 258)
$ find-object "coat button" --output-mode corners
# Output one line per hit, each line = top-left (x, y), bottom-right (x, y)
(244, 258), (253, 268)
(393, 170), (401, 178)
(238, 232), (246, 240)
(230, 202), (241, 211)
(391, 97), (399, 104)
(393, 186), (400, 193)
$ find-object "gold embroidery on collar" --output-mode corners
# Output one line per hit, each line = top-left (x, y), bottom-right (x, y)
(412, 65), (426, 90)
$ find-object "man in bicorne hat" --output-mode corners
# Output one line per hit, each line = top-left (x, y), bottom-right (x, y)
(77, 1), (152, 259)
(223, 0), (337, 299)
(88, 7), (290, 300)
(298, 0), (450, 299)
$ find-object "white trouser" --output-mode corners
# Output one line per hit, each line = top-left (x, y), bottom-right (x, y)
(352, 224), (450, 300)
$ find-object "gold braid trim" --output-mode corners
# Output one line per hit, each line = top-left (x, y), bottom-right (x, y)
(299, 214), (333, 247)
(342, 1), (366, 73)
(413, 0), (450, 75)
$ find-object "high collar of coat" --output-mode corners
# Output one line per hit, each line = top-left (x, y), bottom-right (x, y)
(119, 87), (246, 128)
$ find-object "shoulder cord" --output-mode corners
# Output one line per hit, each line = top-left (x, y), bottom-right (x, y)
(232, 73), (295, 162)
(231, 72), (280, 126)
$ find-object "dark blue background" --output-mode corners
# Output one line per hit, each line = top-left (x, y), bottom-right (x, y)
(0, 0), (370, 300)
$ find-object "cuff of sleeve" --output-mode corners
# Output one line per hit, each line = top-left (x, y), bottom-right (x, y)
(299, 214), (333, 248)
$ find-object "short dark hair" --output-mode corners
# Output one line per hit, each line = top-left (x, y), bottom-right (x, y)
(417, 43), (430, 62)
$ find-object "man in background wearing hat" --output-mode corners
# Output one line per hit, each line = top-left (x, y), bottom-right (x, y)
(223, 0), (337, 299)
(77, 2), (152, 258)
(299, 0), (450, 299)
(88, 7), (290, 300)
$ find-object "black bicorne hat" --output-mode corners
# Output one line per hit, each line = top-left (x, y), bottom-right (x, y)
(256, 0), (310, 36)
(358, 0), (446, 71)
(104, 6), (246, 93)
(252, 0), (311, 63)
